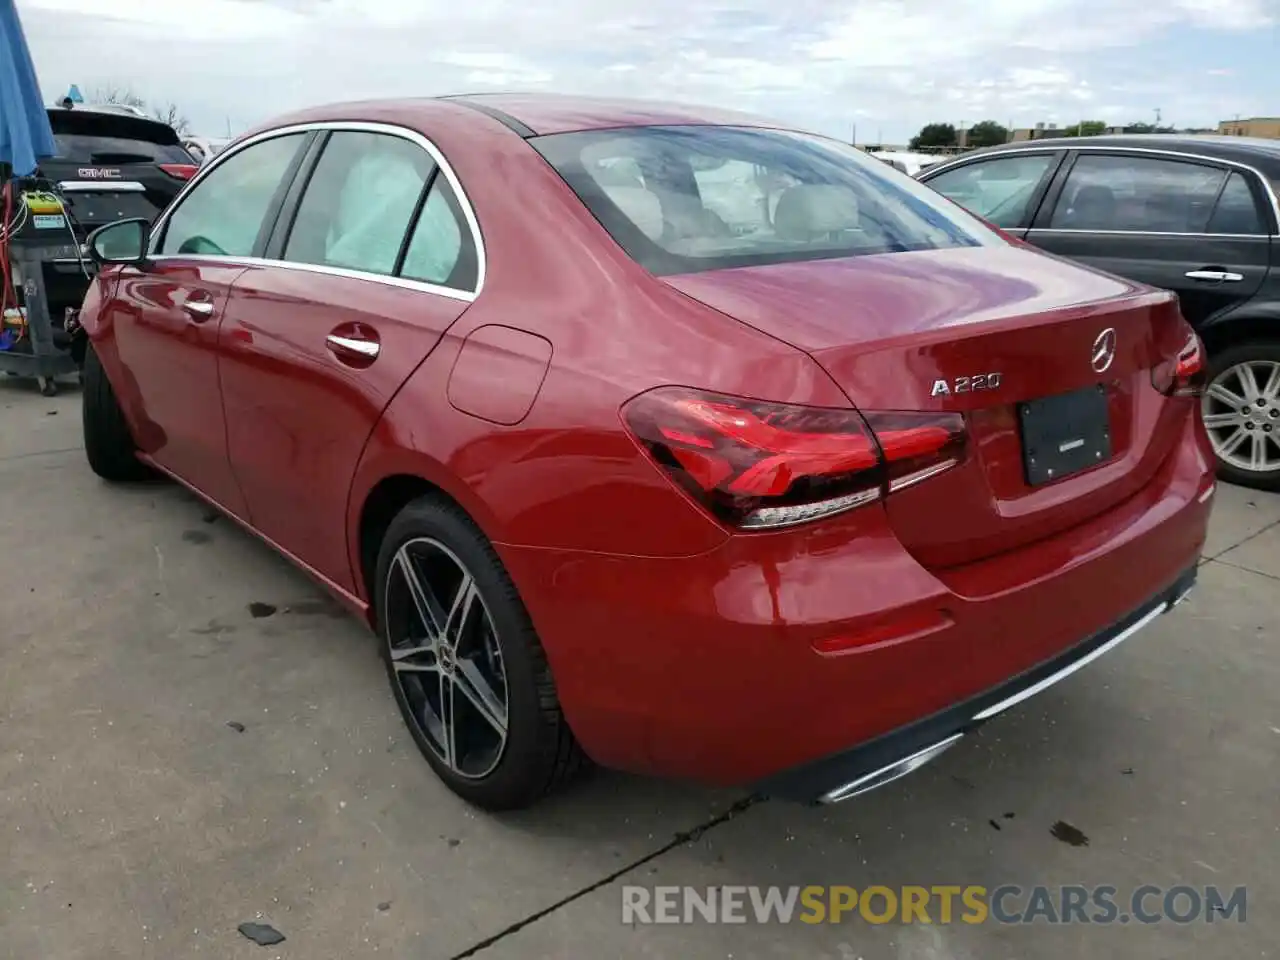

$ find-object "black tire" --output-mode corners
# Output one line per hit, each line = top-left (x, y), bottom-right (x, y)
(373, 495), (586, 810)
(1204, 339), (1280, 492)
(82, 344), (152, 481)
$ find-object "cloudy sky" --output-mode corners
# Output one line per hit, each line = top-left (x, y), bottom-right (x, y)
(18, 0), (1279, 144)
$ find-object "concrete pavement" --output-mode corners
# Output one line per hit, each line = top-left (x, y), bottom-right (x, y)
(1, 376), (1276, 959)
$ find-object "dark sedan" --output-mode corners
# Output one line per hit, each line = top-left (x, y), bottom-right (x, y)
(920, 135), (1280, 491)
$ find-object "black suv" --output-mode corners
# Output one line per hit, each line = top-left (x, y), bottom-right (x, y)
(920, 135), (1280, 491)
(45, 104), (197, 228)
(40, 104), (197, 319)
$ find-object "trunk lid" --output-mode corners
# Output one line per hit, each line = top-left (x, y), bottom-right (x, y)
(45, 162), (186, 232)
(662, 246), (1194, 569)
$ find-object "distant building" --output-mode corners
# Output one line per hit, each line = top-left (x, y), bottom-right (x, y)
(1010, 122), (1065, 142)
(1217, 117), (1280, 139)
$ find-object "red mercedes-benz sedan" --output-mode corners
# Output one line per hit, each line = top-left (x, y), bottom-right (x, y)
(77, 93), (1216, 811)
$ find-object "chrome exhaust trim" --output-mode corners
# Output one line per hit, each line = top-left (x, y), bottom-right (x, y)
(819, 733), (964, 804)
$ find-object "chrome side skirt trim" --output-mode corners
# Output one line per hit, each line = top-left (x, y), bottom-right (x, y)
(971, 602), (1170, 721)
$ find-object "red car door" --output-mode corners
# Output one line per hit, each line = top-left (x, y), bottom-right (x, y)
(217, 128), (481, 592)
(106, 131), (312, 517)
(109, 262), (248, 513)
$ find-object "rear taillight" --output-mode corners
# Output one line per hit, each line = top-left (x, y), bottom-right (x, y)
(1152, 331), (1207, 397)
(621, 386), (967, 530)
(159, 163), (199, 180)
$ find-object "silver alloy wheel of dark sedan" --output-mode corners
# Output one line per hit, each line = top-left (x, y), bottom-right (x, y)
(383, 537), (509, 779)
(1202, 359), (1280, 476)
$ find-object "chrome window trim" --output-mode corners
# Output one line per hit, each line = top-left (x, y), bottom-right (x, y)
(1026, 228), (1270, 240)
(143, 253), (474, 304)
(146, 120), (487, 299)
(922, 144), (1280, 238)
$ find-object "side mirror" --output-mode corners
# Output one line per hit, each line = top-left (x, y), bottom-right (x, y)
(86, 218), (152, 267)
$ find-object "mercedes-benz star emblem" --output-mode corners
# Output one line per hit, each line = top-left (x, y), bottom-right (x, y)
(1091, 327), (1117, 374)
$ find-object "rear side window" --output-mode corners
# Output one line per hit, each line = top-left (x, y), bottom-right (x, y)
(1206, 172), (1267, 235)
(1048, 154), (1228, 233)
(282, 131), (435, 277)
(532, 125), (999, 276)
(158, 133), (307, 257)
(48, 110), (193, 164)
(925, 154), (1058, 228)
(400, 176), (479, 292)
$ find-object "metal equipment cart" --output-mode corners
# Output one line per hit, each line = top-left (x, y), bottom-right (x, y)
(1, 172), (86, 397)
(2, 236), (83, 396)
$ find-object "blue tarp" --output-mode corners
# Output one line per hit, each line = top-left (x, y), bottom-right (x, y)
(0, 0), (55, 176)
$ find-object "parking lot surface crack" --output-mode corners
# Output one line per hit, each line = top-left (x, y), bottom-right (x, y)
(449, 794), (765, 959)
(0, 445), (82, 463)
(1207, 555), (1280, 582)
(1205, 517), (1280, 561)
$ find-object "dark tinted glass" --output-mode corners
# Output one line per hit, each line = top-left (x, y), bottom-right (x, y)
(48, 111), (192, 164)
(1206, 172), (1266, 235)
(52, 134), (194, 164)
(1049, 154), (1227, 233)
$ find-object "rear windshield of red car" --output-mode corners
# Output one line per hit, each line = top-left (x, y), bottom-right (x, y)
(48, 110), (194, 165)
(531, 124), (1003, 276)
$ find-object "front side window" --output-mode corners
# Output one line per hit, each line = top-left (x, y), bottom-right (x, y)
(532, 125), (1001, 276)
(925, 154), (1059, 228)
(282, 131), (435, 276)
(1048, 154), (1228, 233)
(158, 133), (307, 256)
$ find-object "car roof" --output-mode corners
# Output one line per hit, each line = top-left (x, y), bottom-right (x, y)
(945, 134), (1280, 177)
(246, 93), (792, 141)
(50, 103), (150, 120)
(47, 103), (182, 135)
(438, 92), (789, 136)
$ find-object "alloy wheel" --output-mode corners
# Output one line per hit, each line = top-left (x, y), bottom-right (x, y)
(1202, 359), (1280, 475)
(383, 537), (509, 779)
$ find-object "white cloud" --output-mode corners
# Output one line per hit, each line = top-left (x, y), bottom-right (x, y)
(26, 0), (307, 39)
(16, 0), (1272, 144)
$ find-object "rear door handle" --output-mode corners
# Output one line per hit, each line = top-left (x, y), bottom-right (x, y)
(1185, 269), (1244, 282)
(326, 333), (380, 359)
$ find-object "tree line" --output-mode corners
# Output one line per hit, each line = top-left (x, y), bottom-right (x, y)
(89, 85), (192, 136)
(908, 119), (1179, 150)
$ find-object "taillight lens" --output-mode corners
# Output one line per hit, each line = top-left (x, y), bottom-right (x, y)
(1152, 331), (1207, 397)
(621, 386), (967, 530)
(159, 163), (199, 180)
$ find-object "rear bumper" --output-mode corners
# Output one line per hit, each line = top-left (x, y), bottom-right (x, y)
(757, 563), (1197, 803)
(499, 410), (1215, 791)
